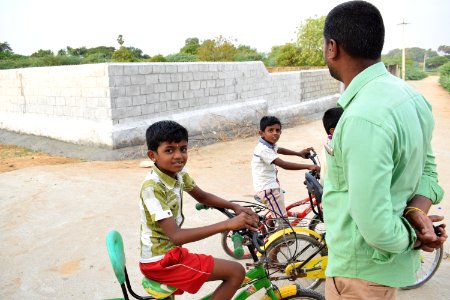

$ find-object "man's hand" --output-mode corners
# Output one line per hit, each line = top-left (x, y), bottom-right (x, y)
(298, 147), (314, 159)
(405, 210), (447, 252)
(308, 165), (321, 172)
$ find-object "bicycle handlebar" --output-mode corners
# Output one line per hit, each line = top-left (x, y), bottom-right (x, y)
(196, 203), (265, 255)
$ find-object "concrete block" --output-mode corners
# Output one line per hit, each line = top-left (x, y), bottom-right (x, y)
(125, 86), (140, 96)
(132, 95), (147, 106)
(131, 75), (146, 85)
(124, 66), (139, 75)
(145, 74), (159, 84)
(153, 83), (167, 93)
(146, 94), (160, 104)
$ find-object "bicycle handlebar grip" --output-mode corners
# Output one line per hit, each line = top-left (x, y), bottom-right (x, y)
(231, 233), (244, 258)
(195, 203), (210, 210)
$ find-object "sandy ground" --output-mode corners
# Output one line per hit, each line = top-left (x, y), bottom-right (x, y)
(0, 76), (449, 299)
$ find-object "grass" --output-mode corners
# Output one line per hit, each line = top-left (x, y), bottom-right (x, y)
(0, 144), (42, 159)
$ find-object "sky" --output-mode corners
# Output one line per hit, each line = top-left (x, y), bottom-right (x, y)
(1, 0), (449, 57)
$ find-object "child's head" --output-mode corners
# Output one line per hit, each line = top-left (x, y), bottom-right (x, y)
(260, 116), (282, 131)
(259, 116), (282, 145)
(146, 120), (189, 177)
(322, 107), (343, 136)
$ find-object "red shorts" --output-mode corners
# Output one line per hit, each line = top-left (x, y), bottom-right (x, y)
(139, 247), (214, 294)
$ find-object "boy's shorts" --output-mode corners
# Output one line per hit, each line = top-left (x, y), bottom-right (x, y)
(256, 188), (287, 217)
(139, 246), (214, 294)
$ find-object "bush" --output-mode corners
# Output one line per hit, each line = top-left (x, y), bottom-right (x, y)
(439, 62), (450, 91)
(165, 53), (197, 62)
(405, 67), (427, 80)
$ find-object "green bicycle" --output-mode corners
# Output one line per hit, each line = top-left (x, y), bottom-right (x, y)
(106, 206), (324, 299)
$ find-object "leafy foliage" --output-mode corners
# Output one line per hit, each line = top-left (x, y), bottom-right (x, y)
(165, 53), (197, 62)
(275, 43), (302, 66)
(180, 37), (200, 55)
(148, 54), (166, 62)
(405, 67), (427, 80)
(426, 56), (449, 69)
(296, 16), (326, 66)
(0, 41), (13, 53)
(438, 45), (450, 55)
(197, 36), (237, 62)
(383, 48), (438, 64)
(31, 49), (54, 57)
(112, 46), (135, 62)
(439, 61), (450, 91)
(234, 45), (264, 61)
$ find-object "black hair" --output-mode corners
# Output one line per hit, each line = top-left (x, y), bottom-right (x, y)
(146, 120), (188, 151)
(260, 116), (282, 131)
(322, 107), (344, 134)
(324, 1), (384, 60)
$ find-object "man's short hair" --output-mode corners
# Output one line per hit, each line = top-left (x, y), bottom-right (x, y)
(146, 120), (188, 151)
(260, 116), (282, 131)
(324, 1), (384, 60)
(322, 107), (344, 134)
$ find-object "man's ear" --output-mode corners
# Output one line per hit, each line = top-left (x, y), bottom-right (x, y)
(147, 150), (156, 161)
(326, 39), (339, 59)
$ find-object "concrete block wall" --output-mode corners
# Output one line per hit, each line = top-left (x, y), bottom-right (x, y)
(0, 64), (113, 146)
(0, 62), (340, 149)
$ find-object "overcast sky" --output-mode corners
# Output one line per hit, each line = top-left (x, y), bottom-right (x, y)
(1, 0), (449, 56)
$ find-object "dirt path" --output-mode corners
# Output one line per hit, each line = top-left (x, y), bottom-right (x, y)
(0, 76), (448, 299)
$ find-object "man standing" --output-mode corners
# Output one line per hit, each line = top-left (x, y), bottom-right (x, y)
(322, 1), (447, 299)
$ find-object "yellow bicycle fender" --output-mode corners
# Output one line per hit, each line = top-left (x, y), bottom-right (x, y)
(284, 256), (328, 279)
(259, 284), (298, 300)
(263, 227), (323, 250)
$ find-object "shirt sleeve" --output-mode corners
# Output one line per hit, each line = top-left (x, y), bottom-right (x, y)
(258, 147), (278, 165)
(415, 144), (444, 204)
(341, 117), (416, 261)
(141, 182), (174, 222)
(181, 172), (196, 192)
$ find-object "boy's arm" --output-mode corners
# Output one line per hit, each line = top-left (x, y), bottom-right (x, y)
(158, 213), (257, 245)
(188, 186), (258, 218)
(277, 147), (313, 158)
(272, 157), (320, 172)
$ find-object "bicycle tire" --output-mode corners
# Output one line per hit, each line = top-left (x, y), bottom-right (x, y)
(280, 288), (325, 300)
(401, 245), (443, 290)
(221, 230), (252, 260)
(265, 233), (327, 290)
(307, 214), (326, 236)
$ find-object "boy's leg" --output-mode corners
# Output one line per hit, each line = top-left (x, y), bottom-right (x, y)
(207, 258), (245, 300)
(258, 189), (287, 219)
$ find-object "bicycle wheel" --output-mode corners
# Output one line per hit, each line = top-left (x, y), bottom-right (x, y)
(280, 288), (325, 300)
(401, 245), (443, 290)
(220, 230), (252, 260)
(307, 214), (326, 236)
(265, 233), (327, 290)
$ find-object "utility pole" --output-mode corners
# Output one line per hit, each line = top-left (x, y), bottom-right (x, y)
(398, 19), (409, 80)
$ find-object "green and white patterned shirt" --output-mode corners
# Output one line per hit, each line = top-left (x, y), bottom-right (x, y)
(139, 165), (196, 263)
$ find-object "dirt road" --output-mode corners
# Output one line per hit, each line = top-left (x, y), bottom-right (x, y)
(0, 76), (448, 299)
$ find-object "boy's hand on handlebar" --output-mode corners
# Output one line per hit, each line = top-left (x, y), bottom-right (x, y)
(233, 205), (259, 220)
(227, 212), (259, 231)
(299, 147), (314, 159)
(308, 165), (321, 172)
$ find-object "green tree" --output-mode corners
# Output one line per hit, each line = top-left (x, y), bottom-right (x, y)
(276, 43), (302, 66)
(66, 46), (88, 57)
(180, 37), (200, 55)
(112, 46), (134, 62)
(57, 49), (67, 56)
(234, 45), (264, 61)
(296, 16), (326, 65)
(197, 36), (237, 61)
(149, 54), (166, 62)
(165, 53), (197, 62)
(31, 49), (54, 57)
(117, 35), (124, 46)
(266, 45), (282, 66)
(0, 41), (13, 53)
(438, 45), (450, 55)
(426, 56), (449, 69)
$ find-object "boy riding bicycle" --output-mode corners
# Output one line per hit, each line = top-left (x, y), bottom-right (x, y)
(139, 120), (259, 299)
(251, 116), (320, 226)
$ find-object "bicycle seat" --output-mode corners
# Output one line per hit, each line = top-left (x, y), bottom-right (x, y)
(106, 230), (177, 299)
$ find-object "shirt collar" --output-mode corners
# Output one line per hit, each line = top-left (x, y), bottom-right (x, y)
(152, 164), (181, 189)
(338, 62), (388, 109)
(259, 137), (276, 149)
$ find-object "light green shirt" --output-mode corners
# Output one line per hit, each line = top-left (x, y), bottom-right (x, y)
(323, 62), (444, 287)
(139, 165), (196, 263)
